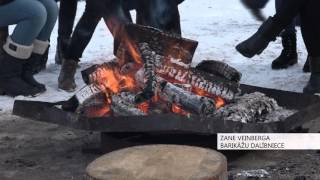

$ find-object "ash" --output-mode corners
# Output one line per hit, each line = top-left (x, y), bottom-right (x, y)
(214, 92), (297, 123)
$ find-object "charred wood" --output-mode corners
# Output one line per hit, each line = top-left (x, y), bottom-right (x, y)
(158, 65), (240, 101)
(81, 60), (120, 85)
(111, 95), (146, 116)
(196, 60), (242, 83)
(62, 84), (104, 112)
(159, 80), (216, 116)
(214, 92), (281, 123)
(116, 23), (198, 65)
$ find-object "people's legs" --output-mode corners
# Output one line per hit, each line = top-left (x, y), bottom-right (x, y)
(0, 0), (47, 46)
(56, 0), (78, 64)
(0, 0), (48, 96)
(36, 0), (58, 42)
(21, 0), (58, 91)
(136, 0), (181, 34)
(236, 0), (307, 58)
(300, 0), (320, 93)
(272, 0), (298, 69)
(58, 0), (102, 92)
(58, 0), (77, 40)
(103, 0), (132, 55)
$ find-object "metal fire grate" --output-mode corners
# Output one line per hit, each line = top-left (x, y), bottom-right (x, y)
(12, 84), (320, 134)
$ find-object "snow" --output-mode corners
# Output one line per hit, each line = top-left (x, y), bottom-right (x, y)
(0, 0), (309, 113)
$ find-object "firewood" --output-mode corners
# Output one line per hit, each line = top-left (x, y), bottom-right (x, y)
(159, 80), (216, 116)
(62, 84), (103, 112)
(196, 60), (242, 83)
(134, 43), (159, 103)
(116, 23), (198, 66)
(158, 65), (240, 101)
(214, 92), (281, 123)
(111, 95), (146, 116)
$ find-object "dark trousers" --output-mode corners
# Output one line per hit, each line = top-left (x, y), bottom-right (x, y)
(58, 0), (77, 39)
(66, 0), (182, 59)
(273, 0), (320, 57)
(275, 0), (296, 34)
(57, 0), (77, 52)
(66, 0), (129, 59)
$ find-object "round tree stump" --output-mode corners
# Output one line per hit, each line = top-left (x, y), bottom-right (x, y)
(86, 145), (227, 180)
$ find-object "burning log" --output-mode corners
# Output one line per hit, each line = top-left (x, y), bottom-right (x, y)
(76, 92), (110, 118)
(189, 68), (240, 101)
(120, 24), (198, 64)
(196, 60), (242, 83)
(62, 84), (104, 112)
(159, 80), (216, 116)
(135, 43), (160, 103)
(214, 92), (280, 123)
(158, 65), (240, 101)
(81, 60), (119, 85)
(111, 95), (146, 116)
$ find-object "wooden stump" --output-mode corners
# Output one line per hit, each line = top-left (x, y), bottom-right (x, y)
(86, 145), (228, 180)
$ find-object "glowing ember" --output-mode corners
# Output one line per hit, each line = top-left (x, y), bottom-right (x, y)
(172, 104), (190, 116)
(137, 102), (150, 114)
(84, 106), (111, 118)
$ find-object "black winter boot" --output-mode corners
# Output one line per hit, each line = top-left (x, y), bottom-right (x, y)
(236, 17), (283, 58)
(30, 39), (50, 74)
(22, 55), (46, 92)
(272, 31), (298, 69)
(55, 37), (69, 65)
(58, 58), (78, 92)
(0, 39), (42, 97)
(303, 56), (310, 73)
(303, 57), (320, 94)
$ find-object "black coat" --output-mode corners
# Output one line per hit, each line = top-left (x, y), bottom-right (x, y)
(0, 0), (13, 6)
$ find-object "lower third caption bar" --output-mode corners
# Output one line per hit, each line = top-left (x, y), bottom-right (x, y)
(217, 133), (320, 150)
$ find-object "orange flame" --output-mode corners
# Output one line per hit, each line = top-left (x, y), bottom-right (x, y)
(97, 67), (136, 94)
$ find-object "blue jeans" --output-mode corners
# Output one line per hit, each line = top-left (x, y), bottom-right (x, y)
(276, 0), (296, 34)
(0, 0), (58, 45)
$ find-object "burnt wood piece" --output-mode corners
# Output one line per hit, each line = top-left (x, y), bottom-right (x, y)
(196, 60), (242, 83)
(116, 23), (198, 65)
(189, 68), (240, 101)
(214, 92), (281, 123)
(62, 84), (103, 112)
(111, 95), (146, 116)
(158, 65), (240, 101)
(135, 43), (159, 103)
(81, 60), (119, 85)
(160, 80), (216, 116)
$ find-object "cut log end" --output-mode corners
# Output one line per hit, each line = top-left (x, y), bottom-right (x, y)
(86, 145), (228, 180)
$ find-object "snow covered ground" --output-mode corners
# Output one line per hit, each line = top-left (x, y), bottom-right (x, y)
(0, 0), (309, 112)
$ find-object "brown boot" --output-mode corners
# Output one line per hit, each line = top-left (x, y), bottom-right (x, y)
(58, 58), (78, 92)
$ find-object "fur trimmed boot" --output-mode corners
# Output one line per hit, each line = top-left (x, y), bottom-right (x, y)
(0, 37), (42, 96)
(22, 39), (49, 92)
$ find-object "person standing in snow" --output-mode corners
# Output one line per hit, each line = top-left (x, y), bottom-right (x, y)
(57, 0), (184, 92)
(236, 0), (320, 94)
(241, 0), (309, 71)
(0, 0), (58, 97)
(55, 0), (78, 65)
